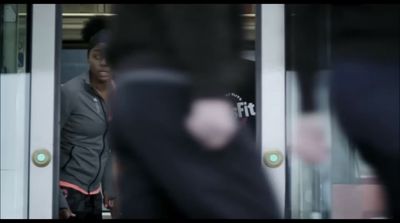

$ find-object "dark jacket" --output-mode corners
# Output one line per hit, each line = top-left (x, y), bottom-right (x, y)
(59, 72), (114, 209)
(110, 67), (280, 218)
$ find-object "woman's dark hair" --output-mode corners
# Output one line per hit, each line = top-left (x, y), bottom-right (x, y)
(106, 5), (246, 95)
(81, 16), (109, 55)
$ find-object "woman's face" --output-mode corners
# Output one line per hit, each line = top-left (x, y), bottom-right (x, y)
(88, 43), (112, 83)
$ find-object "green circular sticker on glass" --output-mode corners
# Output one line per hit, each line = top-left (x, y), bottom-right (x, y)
(37, 154), (46, 162)
(270, 154), (278, 162)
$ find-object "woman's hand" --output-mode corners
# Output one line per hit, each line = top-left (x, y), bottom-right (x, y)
(292, 112), (330, 164)
(103, 193), (115, 209)
(184, 99), (239, 150)
(59, 208), (76, 219)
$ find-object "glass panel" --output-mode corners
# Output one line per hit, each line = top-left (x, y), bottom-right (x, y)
(286, 70), (332, 219)
(0, 4), (30, 219)
(285, 5), (388, 219)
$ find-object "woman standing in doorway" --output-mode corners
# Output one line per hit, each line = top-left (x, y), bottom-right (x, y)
(58, 16), (116, 219)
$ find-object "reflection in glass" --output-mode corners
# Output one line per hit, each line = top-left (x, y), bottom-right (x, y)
(0, 4), (30, 219)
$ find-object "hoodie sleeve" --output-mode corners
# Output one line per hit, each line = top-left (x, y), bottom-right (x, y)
(102, 152), (116, 199)
(60, 84), (74, 129)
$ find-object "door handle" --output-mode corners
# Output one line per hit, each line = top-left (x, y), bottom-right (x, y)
(263, 150), (284, 168)
(32, 149), (52, 167)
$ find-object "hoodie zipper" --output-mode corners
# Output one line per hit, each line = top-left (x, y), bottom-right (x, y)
(87, 89), (109, 194)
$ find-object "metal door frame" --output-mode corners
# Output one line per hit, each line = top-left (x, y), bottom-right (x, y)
(28, 4), (61, 219)
(256, 4), (287, 218)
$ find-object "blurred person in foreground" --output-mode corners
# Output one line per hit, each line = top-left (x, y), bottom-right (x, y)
(291, 5), (399, 218)
(59, 16), (116, 219)
(105, 5), (280, 219)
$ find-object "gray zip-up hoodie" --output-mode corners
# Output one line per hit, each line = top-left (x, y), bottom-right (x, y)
(59, 72), (114, 209)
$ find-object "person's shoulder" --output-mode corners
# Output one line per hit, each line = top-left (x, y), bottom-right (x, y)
(61, 74), (86, 98)
(61, 73), (86, 96)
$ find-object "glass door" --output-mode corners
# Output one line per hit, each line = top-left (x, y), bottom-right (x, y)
(256, 4), (287, 218)
(1, 4), (61, 219)
(256, 4), (388, 219)
(284, 5), (388, 219)
(1, 4), (30, 219)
